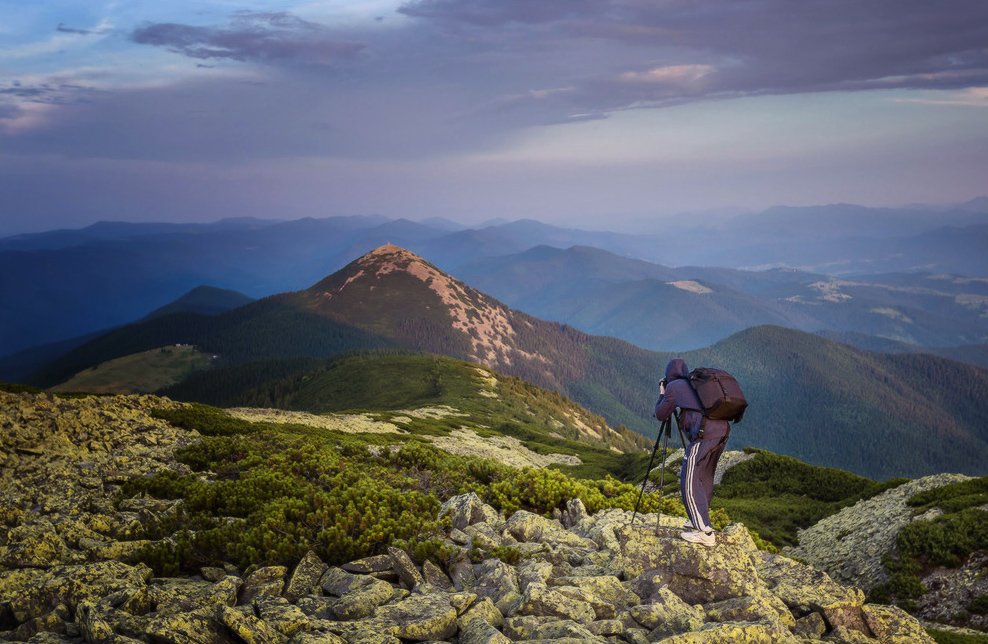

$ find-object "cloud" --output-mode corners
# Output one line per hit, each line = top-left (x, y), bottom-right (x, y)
(399, 0), (988, 112)
(130, 12), (364, 65)
(56, 22), (111, 36)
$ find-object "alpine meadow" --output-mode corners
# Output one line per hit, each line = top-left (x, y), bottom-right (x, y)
(2, 1), (988, 642)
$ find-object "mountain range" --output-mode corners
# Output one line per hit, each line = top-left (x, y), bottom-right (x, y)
(19, 244), (988, 480)
(3, 200), (987, 356)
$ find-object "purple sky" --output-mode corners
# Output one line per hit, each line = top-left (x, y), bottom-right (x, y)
(1, 0), (987, 236)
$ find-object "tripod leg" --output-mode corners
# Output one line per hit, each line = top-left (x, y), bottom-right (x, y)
(654, 425), (670, 535)
(630, 424), (663, 526)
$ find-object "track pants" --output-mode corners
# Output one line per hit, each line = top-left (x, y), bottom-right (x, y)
(680, 433), (729, 533)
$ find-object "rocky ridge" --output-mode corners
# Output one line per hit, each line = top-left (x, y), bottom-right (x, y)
(784, 473), (972, 589)
(0, 391), (936, 642)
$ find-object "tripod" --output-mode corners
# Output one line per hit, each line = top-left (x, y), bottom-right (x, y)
(630, 417), (672, 528)
(630, 413), (688, 529)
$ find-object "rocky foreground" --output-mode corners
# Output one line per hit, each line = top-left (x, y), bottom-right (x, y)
(0, 391), (934, 642)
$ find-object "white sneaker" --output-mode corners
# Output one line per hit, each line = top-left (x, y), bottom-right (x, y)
(680, 530), (715, 547)
(684, 520), (694, 530)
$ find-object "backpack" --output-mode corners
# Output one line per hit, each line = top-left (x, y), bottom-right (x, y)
(687, 367), (747, 424)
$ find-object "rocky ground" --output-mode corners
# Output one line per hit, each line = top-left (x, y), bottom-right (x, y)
(784, 474), (971, 589)
(0, 391), (937, 642)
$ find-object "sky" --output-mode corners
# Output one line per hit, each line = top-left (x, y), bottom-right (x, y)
(1, 0), (987, 236)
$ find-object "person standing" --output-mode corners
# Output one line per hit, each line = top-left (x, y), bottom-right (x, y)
(654, 358), (731, 547)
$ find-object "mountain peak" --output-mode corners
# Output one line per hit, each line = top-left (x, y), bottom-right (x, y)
(304, 245), (541, 371)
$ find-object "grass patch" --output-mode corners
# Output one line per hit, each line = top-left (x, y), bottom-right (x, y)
(51, 345), (213, 394)
(928, 628), (988, 644)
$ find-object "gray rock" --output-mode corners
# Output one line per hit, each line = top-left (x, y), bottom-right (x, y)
(473, 559), (520, 607)
(386, 546), (424, 589)
(516, 559), (553, 593)
(616, 524), (761, 603)
(255, 596), (311, 637)
(439, 493), (501, 531)
(374, 593), (458, 641)
(457, 596), (504, 630)
(458, 617), (511, 644)
(285, 551), (328, 603)
(561, 498), (589, 529)
(342, 555), (393, 574)
(793, 611), (827, 638)
(587, 618), (623, 636)
(240, 566), (287, 605)
(515, 582), (595, 624)
(421, 560), (453, 591)
(218, 604), (288, 644)
(628, 586), (703, 637)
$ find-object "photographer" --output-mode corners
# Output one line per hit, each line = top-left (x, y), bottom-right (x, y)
(655, 358), (731, 547)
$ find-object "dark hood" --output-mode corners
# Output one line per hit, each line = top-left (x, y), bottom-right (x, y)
(665, 358), (689, 381)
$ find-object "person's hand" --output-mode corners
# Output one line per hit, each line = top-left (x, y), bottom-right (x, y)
(659, 381), (666, 395)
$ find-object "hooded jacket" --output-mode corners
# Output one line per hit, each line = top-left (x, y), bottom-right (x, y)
(654, 358), (730, 441)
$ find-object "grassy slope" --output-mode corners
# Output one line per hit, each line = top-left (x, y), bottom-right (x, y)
(164, 352), (650, 480)
(51, 345), (214, 394)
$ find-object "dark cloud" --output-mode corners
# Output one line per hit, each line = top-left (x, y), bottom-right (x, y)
(400, 0), (988, 114)
(56, 22), (110, 35)
(131, 12), (364, 65)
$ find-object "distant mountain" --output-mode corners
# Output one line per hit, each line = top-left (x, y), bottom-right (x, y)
(456, 246), (988, 351)
(819, 330), (988, 371)
(27, 245), (988, 479)
(143, 285), (255, 320)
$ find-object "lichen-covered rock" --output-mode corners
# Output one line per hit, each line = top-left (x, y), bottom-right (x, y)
(325, 572), (395, 621)
(341, 556), (392, 575)
(386, 547), (423, 590)
(151, 576), (240, 615)
(76, 601), (115, 643)
(459, 617), (511, 644)
(860, 604), (935, 643)
(501, 614), (555, 640)
(373, 593), (457, 641)
(516, 559), (553, 593)
(286, 631), (346, 643)
(143, 606), (225, 644)
(756, 552), (869, 634)
(616, 524), (761, 603)
(448, 591), (477, 615)
(504, 510), (597, 550)
(703, 591), (796, 629)
(284, 551), (328, 603)
(218, 604), (287, 644)
(473, 559), (519, 608)
(255, 596), (310, 637)
(515, 582), (595, 624)
(526, 618), (604, 641)
(549, 575), (638, 619)
(793, 610), (827, 638)
(655, 619), (799, 643)
(628, 587), (703, 637)
(239, 566), (286, 605)
(2, 520), (74, 568)
(439, 493), (501, 531)
(421, 560), (453, 591)
(458, 596), (503, 630)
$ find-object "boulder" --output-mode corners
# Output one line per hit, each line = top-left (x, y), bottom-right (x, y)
(793, 611), (827, 638)
(703, 591), (796, 629)
(458, 596), (504, 630)
(514, 582), (596, 624)
(616, 524), (761, 603)
(860, 604), (935, 643)
(284, 551), (328, 603)
(654, 619), (799, 643)
(331, 578), (395, 621)
(756, 553), (869, 634)
(458, 617), (511, 644)
(627, 587), (703, 637)
(439, 493), (501, 531)
(150, 576), (240, 615)
(421, 560), (453, 591)
(255, 596), (310, 637)
(239, 567), (287, 605)
(218, 604), (287, 644)
(143, 606), (226, 644)
(386, 547), (423, 590)
(341, 556), (393, 575)
(516, 559), (553, 592)
(473, 559), (519, 608)
(549, 575), (638, 618)
(374, 593), (457, 641)
(1, 520), (74, 568)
